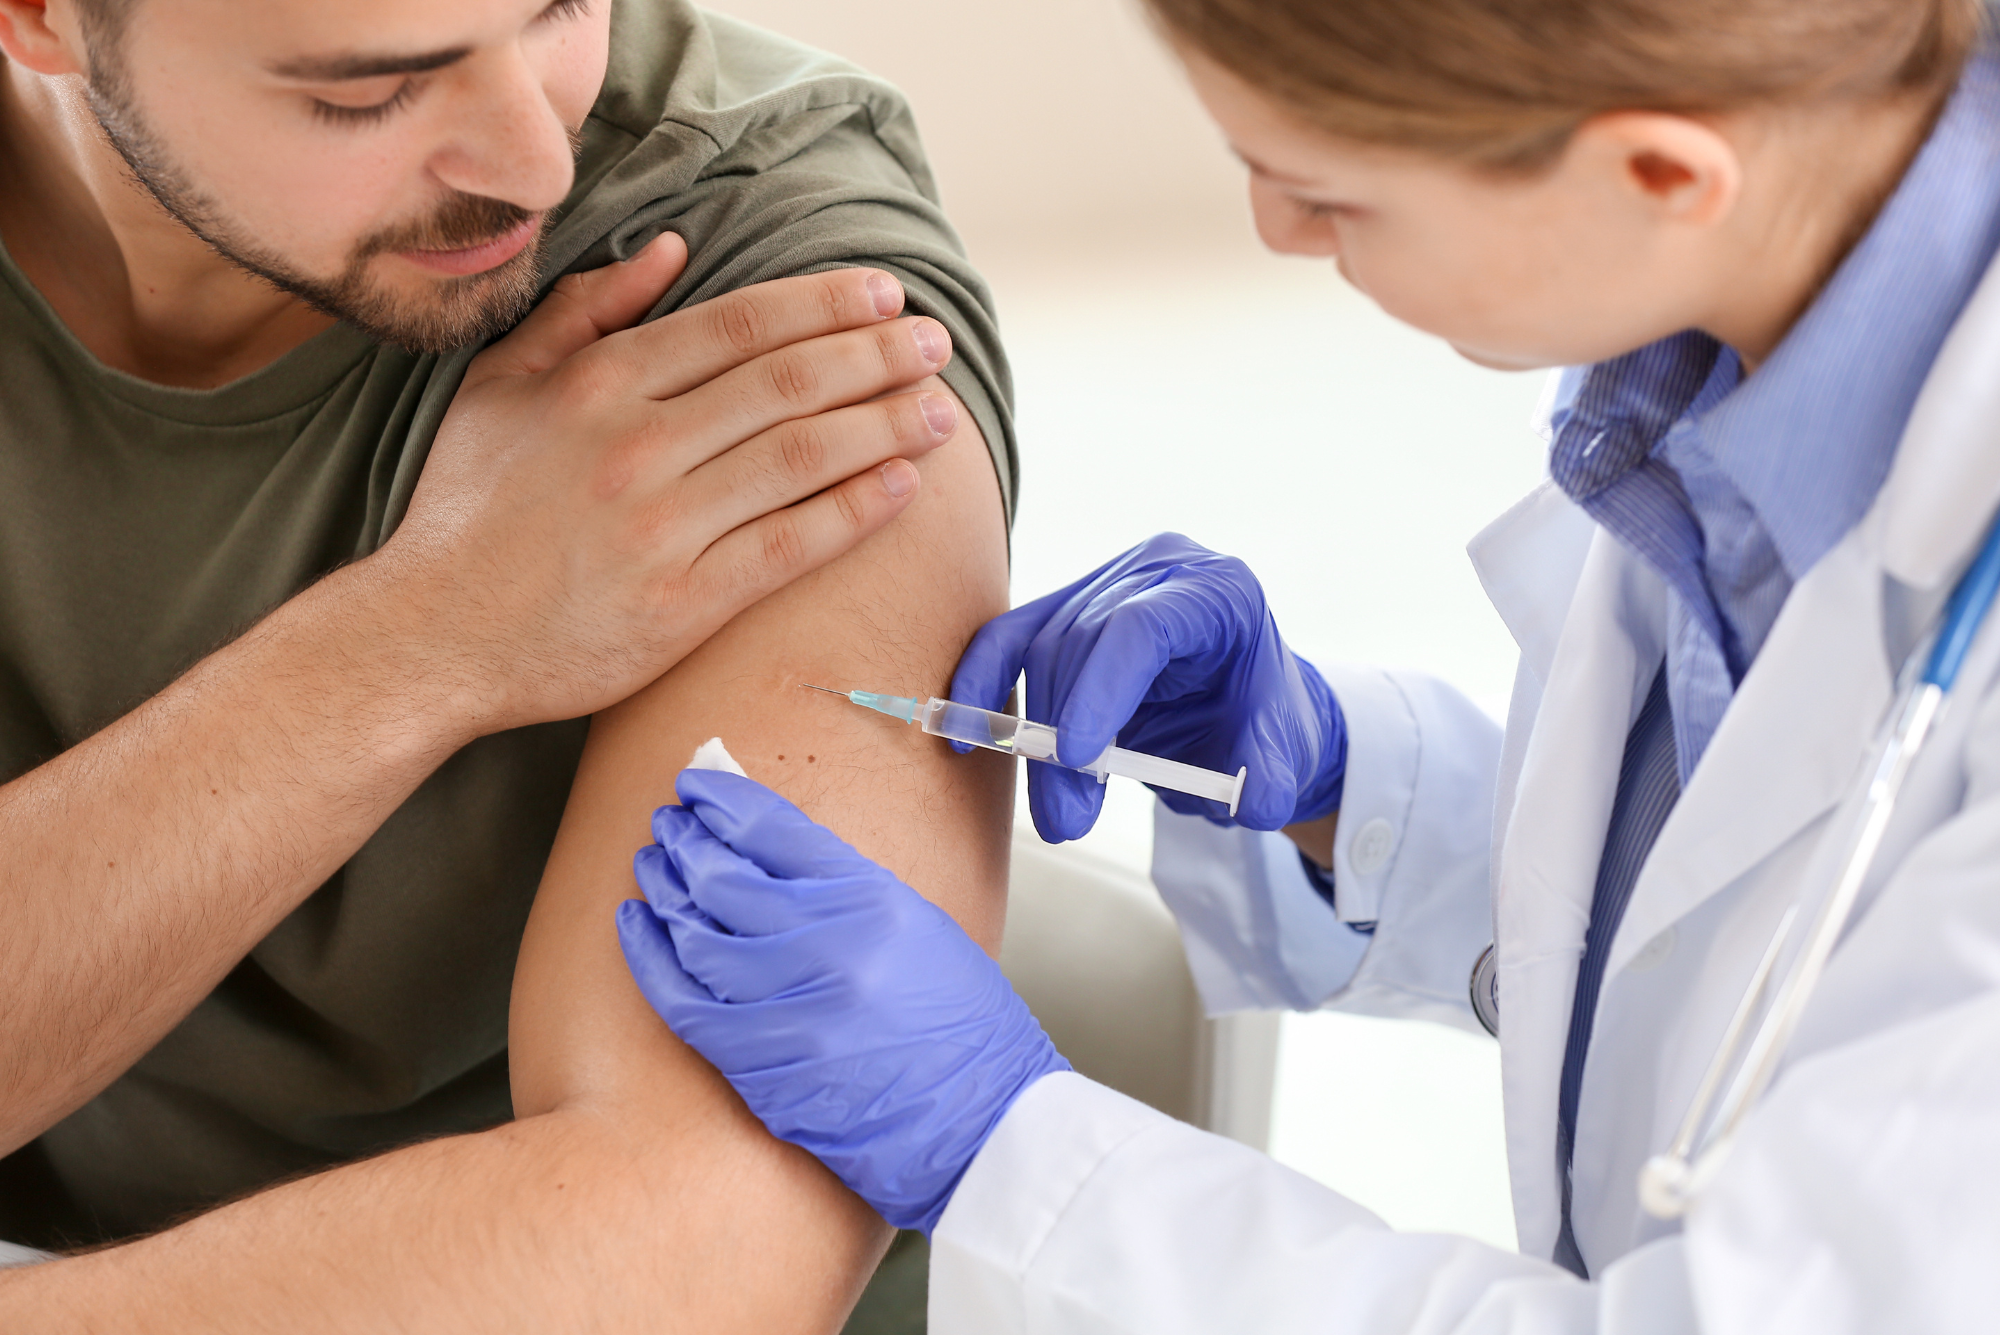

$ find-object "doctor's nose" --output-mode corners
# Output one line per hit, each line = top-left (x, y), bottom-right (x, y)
(1246, 179), (1341, 258)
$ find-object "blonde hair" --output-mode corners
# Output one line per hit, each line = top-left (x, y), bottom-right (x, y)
(1144, 0), (1989, 168)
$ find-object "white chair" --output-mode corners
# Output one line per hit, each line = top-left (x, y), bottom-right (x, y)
(998, 831), (1280, 1149)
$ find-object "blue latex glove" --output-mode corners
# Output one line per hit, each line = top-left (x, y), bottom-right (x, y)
(953, 532), (1346, 843)
(615, 768), (1071, 1237)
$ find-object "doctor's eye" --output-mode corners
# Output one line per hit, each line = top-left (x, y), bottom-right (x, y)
(1289, 197), (1348, 222)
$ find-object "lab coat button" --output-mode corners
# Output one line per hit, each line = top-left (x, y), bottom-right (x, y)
(1349, 818), (1396, 875)
(1629, 927), (1677, 973)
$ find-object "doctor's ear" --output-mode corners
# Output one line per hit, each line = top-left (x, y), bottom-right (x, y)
(1567, 112), (1744, 229)
(0, 0), (90, 78)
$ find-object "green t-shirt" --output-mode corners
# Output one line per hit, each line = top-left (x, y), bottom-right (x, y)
(0, 0), (1013, 1248)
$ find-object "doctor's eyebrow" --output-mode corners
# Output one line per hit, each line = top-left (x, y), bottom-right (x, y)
(267, 47), (471, 81)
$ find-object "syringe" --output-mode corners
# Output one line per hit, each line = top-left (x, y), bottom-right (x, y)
(804, 684), (1247, 816)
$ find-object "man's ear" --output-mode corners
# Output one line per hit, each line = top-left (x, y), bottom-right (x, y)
(0, 0), (90, 77)
(1570, 112), (1744, 229)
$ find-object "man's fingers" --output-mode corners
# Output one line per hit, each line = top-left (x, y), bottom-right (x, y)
(469, 233), (689, 385)
(690, 460), (921, 625)
(613, 267), (908, 401)
(672, 390), (955, 538)
(642, 317), (951, 479)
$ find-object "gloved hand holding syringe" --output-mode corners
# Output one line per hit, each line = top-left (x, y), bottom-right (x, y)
(804, 684), (1248, 816)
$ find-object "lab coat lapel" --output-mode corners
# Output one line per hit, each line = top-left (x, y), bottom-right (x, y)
(1608, 246), (2000, 974)
(1468, 481), (1599, 686)
(1604, 536), (1890, 977)
(1486, 528), (1665, 1257)
(1563, 525), (1892, 1269)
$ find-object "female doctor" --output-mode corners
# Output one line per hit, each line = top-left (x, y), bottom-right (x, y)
(618, 0), (2000, 1329)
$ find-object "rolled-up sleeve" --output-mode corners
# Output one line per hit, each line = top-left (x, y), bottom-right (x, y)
(1150, 662), (1502, 1031)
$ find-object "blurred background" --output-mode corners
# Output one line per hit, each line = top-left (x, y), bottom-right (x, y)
(709, 0), (1549, 1251)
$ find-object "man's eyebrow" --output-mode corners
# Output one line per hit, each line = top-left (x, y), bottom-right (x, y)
(267, 47), (472, 81)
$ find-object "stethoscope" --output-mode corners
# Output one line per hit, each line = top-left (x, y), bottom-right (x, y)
(1466, 508), (2000, 1221)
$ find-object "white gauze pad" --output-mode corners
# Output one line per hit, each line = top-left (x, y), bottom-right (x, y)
(686, 737), (749, 778)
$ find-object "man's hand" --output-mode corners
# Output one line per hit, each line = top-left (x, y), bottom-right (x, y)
(378, 232), (961, 733)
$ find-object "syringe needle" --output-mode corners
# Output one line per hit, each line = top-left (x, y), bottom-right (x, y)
(802, 683), (924, 725)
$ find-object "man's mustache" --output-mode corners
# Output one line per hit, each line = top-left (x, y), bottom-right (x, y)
(358, 193), (538, 259)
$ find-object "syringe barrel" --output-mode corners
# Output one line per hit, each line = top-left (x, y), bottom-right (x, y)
(920, 697), (1245, 815)
(1086, 746), (1247, 816)
(919, 698), (1059, 761)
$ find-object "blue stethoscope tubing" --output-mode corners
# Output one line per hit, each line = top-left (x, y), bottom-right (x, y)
(1924, 510), (2000, 692)
(1638, 508), (2000, 1218)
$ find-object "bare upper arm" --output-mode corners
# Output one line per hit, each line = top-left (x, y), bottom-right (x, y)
(508, 374), (1011, 1120)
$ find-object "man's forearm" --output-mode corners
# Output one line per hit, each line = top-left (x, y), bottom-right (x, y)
(0, 556), (481, 1150)
(0, 1065), (887, 1333)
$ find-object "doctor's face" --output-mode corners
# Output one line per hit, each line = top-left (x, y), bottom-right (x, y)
(1181, 51), (1720, 372)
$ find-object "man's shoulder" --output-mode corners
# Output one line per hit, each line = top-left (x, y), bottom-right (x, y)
(559, 0), (936, 238)
(519, 1), (1016, 519)
(593, 1), (916, 142)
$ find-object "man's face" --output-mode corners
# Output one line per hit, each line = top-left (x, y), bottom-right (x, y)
(83, 0), (611, 353)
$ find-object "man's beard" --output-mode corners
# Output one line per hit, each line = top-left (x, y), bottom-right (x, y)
(84, 78), (547, 356)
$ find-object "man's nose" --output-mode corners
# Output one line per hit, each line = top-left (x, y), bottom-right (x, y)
(427, 49), (576, 214)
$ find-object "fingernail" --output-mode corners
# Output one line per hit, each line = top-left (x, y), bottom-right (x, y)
(867, 271), (902, 318)
(920, 393), (957, 437)
(912, 319), (949, 365)
(880, 460), (918, 497)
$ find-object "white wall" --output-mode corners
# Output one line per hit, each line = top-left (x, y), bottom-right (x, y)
(703, 0), (1251, 265)
(707, 0), (1541, 1252)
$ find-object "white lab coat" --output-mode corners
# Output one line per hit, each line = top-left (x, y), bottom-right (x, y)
(929, 257), (2000, 1333)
